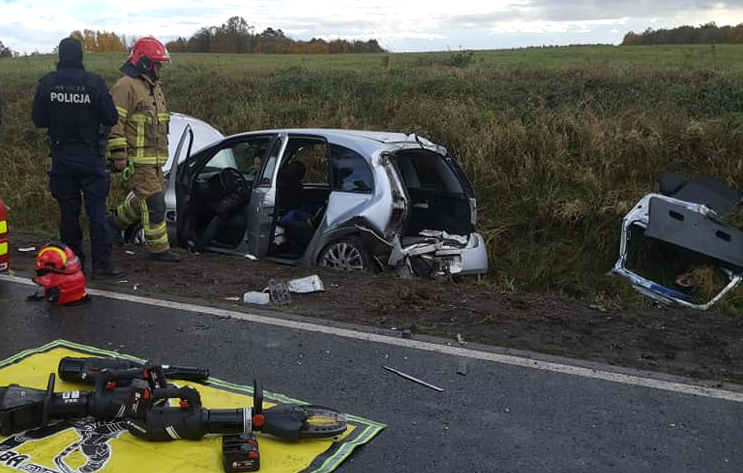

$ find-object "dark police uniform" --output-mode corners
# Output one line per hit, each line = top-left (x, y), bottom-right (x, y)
(31, 37), (120, 276)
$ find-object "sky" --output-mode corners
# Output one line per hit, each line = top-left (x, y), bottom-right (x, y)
(2, 0), (743, 54)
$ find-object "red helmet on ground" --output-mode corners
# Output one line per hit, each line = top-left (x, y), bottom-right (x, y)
(34, 243), (79, 274)
(33, 243), (87, 305)
(128, 37), (171, 73)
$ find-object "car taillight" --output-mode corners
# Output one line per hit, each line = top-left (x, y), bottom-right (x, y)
(0, 198), (9, 273)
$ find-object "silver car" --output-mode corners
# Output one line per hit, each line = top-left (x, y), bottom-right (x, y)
(151, 115), (488, 277)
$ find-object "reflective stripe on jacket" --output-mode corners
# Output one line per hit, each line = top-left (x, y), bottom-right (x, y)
(108, 74), (169, 166)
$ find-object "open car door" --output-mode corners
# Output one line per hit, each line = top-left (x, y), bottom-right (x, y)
(246, 134), (287, 258)
(170, 124), (194, 247)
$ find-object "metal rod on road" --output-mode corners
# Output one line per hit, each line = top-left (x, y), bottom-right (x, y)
(383, 365), (444, 392)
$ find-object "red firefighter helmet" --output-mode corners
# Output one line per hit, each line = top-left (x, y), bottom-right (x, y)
(33, 243), (87, 305)
(128, 37), (171, 73)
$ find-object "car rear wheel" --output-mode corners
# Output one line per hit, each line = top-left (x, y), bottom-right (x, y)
(318, 237), (370, 271)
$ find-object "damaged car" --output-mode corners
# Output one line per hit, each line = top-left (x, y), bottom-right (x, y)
(612, 172), (743, 310)
(146, 117), (488, 277)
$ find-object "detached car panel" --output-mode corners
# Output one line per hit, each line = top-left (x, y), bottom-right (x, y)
(159, 121), (488, 277)
(612, 173), (743, 310)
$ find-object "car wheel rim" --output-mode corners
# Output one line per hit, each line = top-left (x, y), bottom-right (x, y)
(322, 242), (365, 271)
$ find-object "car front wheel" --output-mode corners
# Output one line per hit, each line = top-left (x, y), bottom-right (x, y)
(318, 237), (370, 271)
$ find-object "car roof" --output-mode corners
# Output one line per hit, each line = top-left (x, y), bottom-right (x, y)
(232, 128), (447, 157)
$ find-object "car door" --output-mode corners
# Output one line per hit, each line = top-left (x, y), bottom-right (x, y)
(246, 133), (287, 257)
(175, 134), (275, 248)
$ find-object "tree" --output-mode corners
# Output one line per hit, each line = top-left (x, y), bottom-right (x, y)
(0, 41), (15, 58)
(68, 30), (125, 52)
(621, 22), (743, 45)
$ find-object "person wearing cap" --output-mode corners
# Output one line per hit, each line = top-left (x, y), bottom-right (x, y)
(31, 37), (122, 279)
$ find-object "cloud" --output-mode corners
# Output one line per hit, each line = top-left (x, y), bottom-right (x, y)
(1, 0), (743, 54)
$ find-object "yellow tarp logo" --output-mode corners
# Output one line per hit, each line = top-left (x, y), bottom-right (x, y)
(0, 341), (384, 473)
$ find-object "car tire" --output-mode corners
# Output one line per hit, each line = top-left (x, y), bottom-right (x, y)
(318, 237), (370, 271)
(124, 222), (145, 246)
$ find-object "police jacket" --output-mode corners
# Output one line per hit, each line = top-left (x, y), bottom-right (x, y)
(32, 64), (118, 174)
(108, 64), (170, 167)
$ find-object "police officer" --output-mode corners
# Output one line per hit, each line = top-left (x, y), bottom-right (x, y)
(108, 36), (179, 262)
(32, 37), (123, 278)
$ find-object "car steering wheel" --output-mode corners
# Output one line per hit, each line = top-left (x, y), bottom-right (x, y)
(218, 167), (246, 193)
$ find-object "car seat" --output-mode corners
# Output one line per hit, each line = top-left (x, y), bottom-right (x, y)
(277, 161), (306, 213)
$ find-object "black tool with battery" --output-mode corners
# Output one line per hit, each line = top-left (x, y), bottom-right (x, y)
(0, 365), (168, 435)
(58, 356), (209, 384)
(125, 378), (348, 442)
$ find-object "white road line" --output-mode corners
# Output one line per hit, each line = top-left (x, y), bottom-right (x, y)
(4, 274), (742, 403)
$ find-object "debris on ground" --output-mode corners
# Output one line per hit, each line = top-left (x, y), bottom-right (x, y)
(287, 275), (324, 293)
(243, 291), (270, 305)
(383, 365), (444, 392)
(268, 279), (291, 306)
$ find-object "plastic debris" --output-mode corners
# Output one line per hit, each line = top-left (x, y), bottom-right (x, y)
(243, 291), (270, 305)
(457, 361), (468, 376)
(287, 275), (324, 293)
(18, 247), (36, 252)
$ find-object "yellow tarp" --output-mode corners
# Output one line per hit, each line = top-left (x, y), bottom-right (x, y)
(0, 340), (384, 473)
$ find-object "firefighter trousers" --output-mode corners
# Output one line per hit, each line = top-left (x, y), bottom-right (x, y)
(112, 165), (171, 254)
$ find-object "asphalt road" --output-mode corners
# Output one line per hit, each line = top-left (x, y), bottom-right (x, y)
(1, 275), (741, 473)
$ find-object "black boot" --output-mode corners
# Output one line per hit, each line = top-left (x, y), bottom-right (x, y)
(148, 250), (180, 263)
(92, 266), (124, 279)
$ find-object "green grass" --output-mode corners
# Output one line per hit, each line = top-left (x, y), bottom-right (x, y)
(3, 45), (743, 308)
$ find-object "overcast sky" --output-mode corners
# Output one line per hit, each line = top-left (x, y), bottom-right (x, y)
(2, 0), (743, 54)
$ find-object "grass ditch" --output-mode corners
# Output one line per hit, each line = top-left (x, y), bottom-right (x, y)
(2, 45), (743, 308)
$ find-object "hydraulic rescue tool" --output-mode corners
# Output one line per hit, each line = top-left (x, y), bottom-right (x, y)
(0, 366), (168, 435)
(57, 356), (210, 384)
(125, 378), (348, 441)
(0, 367), (347, 442)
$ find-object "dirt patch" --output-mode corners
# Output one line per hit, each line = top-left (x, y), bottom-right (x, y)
(8, 231), (743, 385)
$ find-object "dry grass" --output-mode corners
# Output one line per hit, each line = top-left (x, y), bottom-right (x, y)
(3, 45), (743, 307)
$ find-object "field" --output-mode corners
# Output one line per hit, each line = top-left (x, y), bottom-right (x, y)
(2, 44), (743, 308)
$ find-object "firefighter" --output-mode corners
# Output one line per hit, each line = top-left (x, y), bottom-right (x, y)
(31, 37), (123, 279)
(107, 36), (180, 262)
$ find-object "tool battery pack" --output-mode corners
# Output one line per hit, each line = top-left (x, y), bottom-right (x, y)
(222, 434), (260, 472)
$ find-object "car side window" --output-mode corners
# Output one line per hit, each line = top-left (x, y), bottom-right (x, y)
(290, 141), (328, 185)
(330, 144), (373, 193)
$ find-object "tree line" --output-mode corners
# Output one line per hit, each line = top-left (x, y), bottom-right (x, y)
(165, 16), (385, 54)
(0, 15), (384, 59)
(622, 22), (743, 45)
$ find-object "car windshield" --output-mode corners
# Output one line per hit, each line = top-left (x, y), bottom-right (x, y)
(202, 147), (238, 172)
